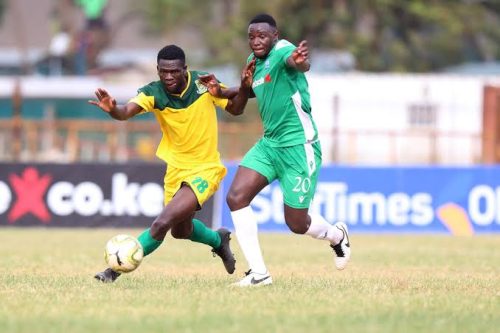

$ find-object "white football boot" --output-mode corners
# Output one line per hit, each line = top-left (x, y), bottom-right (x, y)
(232, 270), (273, 287)
(331, 222), (351, 270)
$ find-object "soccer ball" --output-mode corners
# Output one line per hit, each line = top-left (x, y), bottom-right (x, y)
(104, 234), (144, 273)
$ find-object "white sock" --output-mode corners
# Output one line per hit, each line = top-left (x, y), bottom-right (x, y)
(231, 206), (268, 274)
(305, 214), (344, 245)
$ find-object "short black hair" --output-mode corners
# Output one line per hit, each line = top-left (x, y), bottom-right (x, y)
(249, 13), (277, 28)
(157, 45), (185, 64)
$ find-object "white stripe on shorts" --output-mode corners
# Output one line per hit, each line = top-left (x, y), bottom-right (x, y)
(304, 143), (316, 177)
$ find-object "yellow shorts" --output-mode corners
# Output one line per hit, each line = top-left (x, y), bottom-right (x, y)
(163, 164), (227, 207)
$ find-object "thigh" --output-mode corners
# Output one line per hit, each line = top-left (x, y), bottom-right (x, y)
(151, 180), (200, 239)
(156, 184), (199, 227)
(277, 141), (322, 209)
(240, 139), (277, 184)
(227, 165), (269, 207)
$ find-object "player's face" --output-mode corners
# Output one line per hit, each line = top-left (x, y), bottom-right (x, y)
(157, 59), (188, 94)
(248, 23), (278, 59)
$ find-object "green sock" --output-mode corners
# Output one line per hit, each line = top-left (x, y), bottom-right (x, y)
(189, 219), (221, 248)
(137, 228), (163, 256)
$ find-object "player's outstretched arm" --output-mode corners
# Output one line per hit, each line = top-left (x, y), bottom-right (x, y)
(88, 88), (142, 121)
(225, 58), (256, 115)
(287, 40), (310, 72)
(198, 60), (255, 115)
(198, 74), (242, 100)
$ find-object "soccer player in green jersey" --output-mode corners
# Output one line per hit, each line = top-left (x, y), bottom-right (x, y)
(89, 45), (254, 282)
(216, 14), (351, 286)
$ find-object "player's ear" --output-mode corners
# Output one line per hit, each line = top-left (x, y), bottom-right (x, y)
(273, 30), (279, 43)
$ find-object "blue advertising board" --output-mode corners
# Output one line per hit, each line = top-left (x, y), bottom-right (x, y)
(219, 164), (500, 235)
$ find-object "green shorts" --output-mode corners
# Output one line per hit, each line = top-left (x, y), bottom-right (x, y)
(240, 139), (322, 209)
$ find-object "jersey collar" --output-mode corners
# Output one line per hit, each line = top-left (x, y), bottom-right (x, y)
(169, 70), (191, 98)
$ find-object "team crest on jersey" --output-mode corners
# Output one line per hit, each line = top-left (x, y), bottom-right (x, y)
(194, 79), (208, 94)
(264, 60), (270, 69)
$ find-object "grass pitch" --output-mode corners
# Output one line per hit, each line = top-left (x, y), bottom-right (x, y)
(0, 228), (498, 333)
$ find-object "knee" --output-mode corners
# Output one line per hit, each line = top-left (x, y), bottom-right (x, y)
(226, 190), (251, 211)
(151, 211), (174, 236)
(151, 219), (168, 235)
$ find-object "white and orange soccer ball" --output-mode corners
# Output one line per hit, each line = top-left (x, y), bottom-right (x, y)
(104, 234), (144, 273)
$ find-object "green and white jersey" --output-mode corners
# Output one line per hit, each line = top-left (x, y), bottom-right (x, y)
(248, 39), (319, 147)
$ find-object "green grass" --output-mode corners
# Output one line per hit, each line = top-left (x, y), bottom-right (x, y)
(0, 228), (498, 333)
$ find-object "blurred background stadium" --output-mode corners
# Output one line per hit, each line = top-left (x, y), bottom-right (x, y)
(1, 0), (500, 230)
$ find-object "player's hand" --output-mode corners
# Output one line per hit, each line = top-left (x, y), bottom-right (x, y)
(88, 88), (117, 113)
(198, 73), (222, 97)
(291, 40), (309, 65)
(241, 58), (256, 89)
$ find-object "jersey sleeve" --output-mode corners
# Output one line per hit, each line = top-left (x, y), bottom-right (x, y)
(128, 86), (154, 113)
(193, 71), (229, 109)
(274, 39), (296, 66)
(212, 95), (229, 110)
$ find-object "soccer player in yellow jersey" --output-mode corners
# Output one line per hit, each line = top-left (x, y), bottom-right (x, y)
(90, 44), (255, 282)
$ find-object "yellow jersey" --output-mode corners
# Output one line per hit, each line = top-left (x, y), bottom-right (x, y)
(129, 71), (228, 168)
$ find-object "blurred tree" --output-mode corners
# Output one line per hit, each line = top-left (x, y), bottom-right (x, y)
(134, 0), (500, 72)
(0, 0), (5, 24)
(134, 0), (203, 34)
(128, 0), (246, 66)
